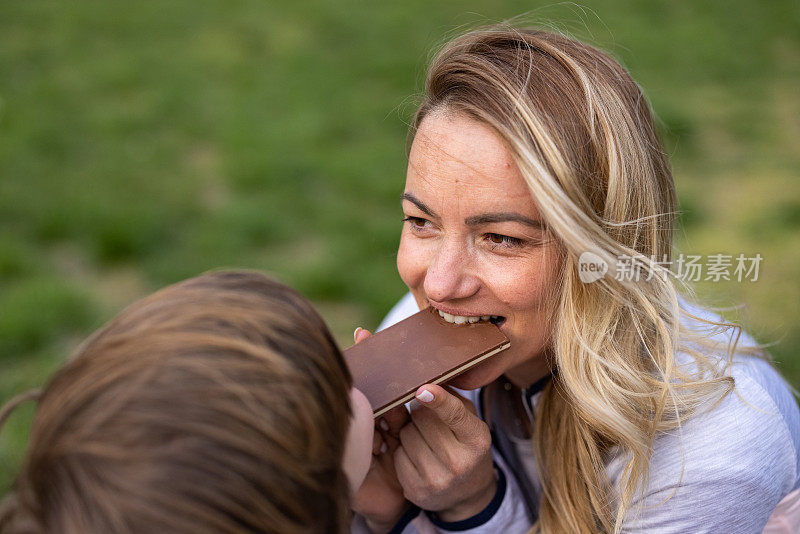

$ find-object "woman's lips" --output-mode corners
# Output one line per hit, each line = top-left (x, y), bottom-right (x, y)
(428, 304), (507, 327)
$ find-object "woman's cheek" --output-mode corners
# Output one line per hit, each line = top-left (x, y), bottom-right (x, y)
(484, 265), (554, 318)
(397, 234), (425, 290)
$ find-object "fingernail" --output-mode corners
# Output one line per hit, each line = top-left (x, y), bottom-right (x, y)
(353, 327), (363, 341)
(379, 418), (389, 432)
(380, 441), (387, 454)
(417, 389), (434, 403)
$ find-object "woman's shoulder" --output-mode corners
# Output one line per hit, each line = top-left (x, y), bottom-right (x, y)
(605, 299), (800, 529)
(675, 297), (800, 481)
(676, 297), (800, 455)
(607, 355), (800, 530)
(611, 365), (800, 530)
(676, 296), (762, 362)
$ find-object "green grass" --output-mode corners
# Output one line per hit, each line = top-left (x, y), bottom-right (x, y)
(1, 0), (798, 491)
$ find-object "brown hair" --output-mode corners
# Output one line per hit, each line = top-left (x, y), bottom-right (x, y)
(0, 270), (354, 534)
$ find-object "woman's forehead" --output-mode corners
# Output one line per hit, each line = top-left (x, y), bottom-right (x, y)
(411, 110), (516, 176)
(407, 112), (539, 214)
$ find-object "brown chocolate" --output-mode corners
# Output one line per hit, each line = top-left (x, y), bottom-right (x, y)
(343, 307), (510, 417)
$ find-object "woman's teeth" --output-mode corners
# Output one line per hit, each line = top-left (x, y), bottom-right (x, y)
(437, 310), (502, 325)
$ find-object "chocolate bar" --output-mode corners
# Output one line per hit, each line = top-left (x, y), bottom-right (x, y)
(343, 307), (510, 417)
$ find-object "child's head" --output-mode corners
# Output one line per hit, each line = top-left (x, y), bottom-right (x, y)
(0, 270), (373, 534)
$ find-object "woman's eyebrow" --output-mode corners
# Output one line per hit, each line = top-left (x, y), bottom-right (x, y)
(402, 193), (545, 230)
(401, 192), (436, 218)
(465, 213), (545, 230)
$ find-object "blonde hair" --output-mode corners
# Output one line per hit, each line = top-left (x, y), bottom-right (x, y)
(0, 270), (354, 534)
(410, 25), (767, 533)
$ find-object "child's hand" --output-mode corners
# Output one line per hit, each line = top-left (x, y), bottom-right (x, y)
(350, 328), (412, 533)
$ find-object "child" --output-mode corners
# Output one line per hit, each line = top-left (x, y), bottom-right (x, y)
(0, 270), (374, 534)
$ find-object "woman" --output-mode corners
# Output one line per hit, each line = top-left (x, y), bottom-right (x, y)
(351, 25), (800, 533)
(0, 270), (375, 534)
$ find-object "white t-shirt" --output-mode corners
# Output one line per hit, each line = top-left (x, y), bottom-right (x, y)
(351, 293), (800, 533)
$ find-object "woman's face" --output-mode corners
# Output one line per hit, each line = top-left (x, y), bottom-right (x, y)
(397, 109), (562, 390)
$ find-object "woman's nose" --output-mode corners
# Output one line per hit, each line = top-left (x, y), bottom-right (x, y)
(423, 240), (481, 303)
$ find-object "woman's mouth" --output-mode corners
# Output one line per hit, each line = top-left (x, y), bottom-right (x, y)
(435, 309), (506, 326)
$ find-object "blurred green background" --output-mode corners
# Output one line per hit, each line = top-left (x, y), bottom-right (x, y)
(1, 1), (798, 490)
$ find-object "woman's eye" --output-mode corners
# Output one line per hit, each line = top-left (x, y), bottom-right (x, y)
(486, 233), (524, 248)
(402, 216), (430, 229)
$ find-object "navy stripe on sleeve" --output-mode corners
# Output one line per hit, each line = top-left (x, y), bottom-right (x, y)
(423, 462), (507, 531)
(387, 504), (422, 534)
